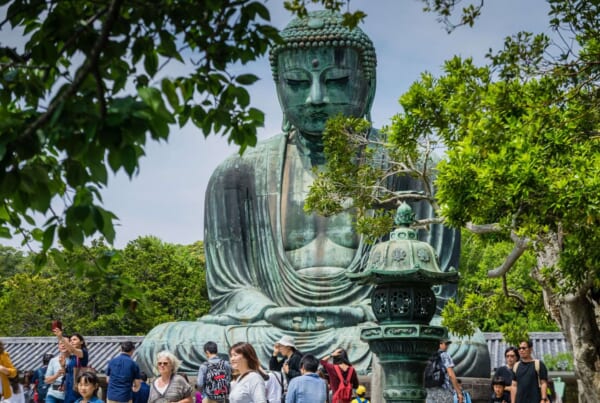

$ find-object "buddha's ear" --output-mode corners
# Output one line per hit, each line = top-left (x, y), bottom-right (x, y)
(364, 76), (376, 123)
(282, 113), (292, 133)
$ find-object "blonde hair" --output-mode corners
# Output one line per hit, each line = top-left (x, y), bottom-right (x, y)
(156, 350), (182, 373)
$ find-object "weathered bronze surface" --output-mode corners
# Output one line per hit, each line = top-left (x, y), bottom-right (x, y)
(137, 10), (489, 377)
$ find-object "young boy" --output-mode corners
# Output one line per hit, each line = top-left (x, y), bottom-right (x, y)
(351, 385), (370, 403)
(490, 376), (511, 403)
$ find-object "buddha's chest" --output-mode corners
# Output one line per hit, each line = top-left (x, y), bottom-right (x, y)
(279, 144), (359, 265)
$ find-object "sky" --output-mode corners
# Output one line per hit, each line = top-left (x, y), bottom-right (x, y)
(2, 0), (553, 249)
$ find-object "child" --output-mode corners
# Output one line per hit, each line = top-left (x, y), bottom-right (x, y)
(4, 371), (25, 403)
(351, 385), (370, 403)
(75, 371), (102, 403)
(490, 376), (511, 403)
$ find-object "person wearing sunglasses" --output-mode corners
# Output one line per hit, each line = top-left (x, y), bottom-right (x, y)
(148, 351), (193, 403)
(491, 346), (519, 394)
(511, 341), (549, 403)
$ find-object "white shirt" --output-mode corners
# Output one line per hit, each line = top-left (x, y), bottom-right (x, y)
(45, 356), (65, 400)
(229, 372), (267, 403)
(3, 384), (24, 403)
(264, 372), (282, 403)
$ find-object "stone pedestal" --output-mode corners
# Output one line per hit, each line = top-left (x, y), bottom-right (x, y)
(361, 324), (445, 402)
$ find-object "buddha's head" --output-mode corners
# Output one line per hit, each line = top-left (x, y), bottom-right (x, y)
(270, 10), (377, 140)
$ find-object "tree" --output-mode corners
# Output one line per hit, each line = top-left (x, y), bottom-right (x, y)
(0, 0), (280, 253)
(307, 1), (600, 400)
(0, 237), (209, 335)
(0, 0), (371, 258)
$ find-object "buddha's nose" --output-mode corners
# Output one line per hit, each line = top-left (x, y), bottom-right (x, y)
(306, 78), (328, 105)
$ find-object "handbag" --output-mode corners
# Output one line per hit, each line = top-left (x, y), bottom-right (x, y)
(72, 356), (96, 391)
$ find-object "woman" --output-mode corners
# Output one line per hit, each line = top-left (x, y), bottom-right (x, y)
(228, 342), (267, 403)
(320, 348), (359, 402)
(53, 329), (89, 403)
(148, 351), (192, 403)
(491, 346), (519, 394)
(0, 341), (18, 400)
(45, 341), (69, 403)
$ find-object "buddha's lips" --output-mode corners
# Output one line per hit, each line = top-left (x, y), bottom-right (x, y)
(310, 111), (328, 120)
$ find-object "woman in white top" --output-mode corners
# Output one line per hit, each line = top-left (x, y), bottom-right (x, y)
(228, 343), (267, 403)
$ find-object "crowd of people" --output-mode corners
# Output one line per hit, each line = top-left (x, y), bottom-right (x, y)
(0, 329), (370, 403)
(1, 328), (562, 403)
(424, 337), (559, 403)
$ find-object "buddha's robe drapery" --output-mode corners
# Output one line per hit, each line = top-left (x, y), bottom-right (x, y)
(137, 132), (490, 377)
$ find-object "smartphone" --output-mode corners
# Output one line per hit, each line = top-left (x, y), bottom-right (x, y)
(51, 320), (62, 331)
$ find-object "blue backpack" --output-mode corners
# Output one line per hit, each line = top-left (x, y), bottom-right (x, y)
(34, 366), (50, 401)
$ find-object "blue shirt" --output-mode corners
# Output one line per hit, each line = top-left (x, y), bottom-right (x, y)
(285, 373), (327, 403)
(106, 353), (141, 402)
(439, 350), (455, 390)
(75, 396), (103, 403)
(132, 382), (150, 403)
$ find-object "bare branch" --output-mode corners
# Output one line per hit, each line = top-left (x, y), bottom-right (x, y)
(465, 222), (502, 234)
(487, 235), (530, 277)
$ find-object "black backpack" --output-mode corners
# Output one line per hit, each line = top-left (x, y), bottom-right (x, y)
(203, 359), (230, 400)
(423, 351), (445, 388)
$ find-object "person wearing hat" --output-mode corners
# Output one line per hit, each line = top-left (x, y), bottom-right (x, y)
(426, 338), (463, 403)
(351, 385), (369, 403)
(269, 336), (303, 388)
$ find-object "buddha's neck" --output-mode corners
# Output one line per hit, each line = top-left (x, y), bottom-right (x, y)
(290, 130), (325, 167)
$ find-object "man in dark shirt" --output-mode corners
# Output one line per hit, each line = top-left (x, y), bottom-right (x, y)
(511, 340), (549, 403)
(106, 341), (142, 403)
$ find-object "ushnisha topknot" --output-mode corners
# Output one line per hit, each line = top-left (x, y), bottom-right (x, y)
(269, 10), (377, 81)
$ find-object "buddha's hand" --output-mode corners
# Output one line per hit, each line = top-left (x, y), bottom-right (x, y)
(264, 306), (366, 331)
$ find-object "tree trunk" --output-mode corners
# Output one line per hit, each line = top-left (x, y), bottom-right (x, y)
(534, 234), (600, 403)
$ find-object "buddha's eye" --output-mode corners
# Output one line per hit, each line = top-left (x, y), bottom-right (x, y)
(283, 71), (311, 88)
(324, 69), (351, 86)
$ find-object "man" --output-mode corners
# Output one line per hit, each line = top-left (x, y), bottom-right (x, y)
(511, 340), (549, 403)
(32, 353), (54, 403)
(269, 336), (303, 383)
(131, 372), (149, 403)
(106, 341), (142, 403)
(425, 338), (463, 403)
(285, 354), (327, 403)
(196, 341), (231, 403)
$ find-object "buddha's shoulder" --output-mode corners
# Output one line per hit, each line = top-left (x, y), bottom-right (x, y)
(215, 133), (286, 168)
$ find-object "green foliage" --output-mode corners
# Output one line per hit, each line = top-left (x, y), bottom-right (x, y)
(0, 0), (278, 253)
(543, 352), (574, 371)
(0, 237), (208, 336)
(441, 232), (558, 341)
(305, 2), (600, 359)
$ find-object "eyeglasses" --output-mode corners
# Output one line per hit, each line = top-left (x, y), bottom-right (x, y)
(157, 362), (170, 366)
(518, 347), (528, 350)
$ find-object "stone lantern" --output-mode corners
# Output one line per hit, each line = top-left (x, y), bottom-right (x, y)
(347, 202), (459, 402)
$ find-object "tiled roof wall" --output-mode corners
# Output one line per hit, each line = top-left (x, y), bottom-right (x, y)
(3, 336), (144, 373)
(2, 333), (570, 374)
(486, 332), (571, 371)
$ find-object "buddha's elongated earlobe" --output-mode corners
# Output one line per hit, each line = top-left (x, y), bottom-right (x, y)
(282, 114), (292, 133)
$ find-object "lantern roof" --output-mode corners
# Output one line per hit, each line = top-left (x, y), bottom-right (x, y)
(347, 202), (459, 285)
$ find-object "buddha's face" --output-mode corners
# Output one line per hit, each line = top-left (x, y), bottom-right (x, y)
(276, 47), (370, 139)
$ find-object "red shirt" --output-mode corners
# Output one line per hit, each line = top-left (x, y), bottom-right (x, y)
(320, 360), (359, 394)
